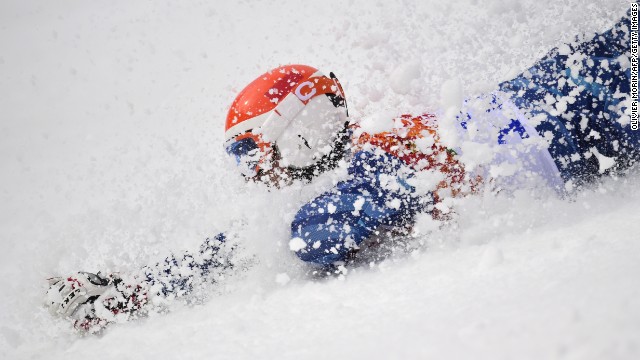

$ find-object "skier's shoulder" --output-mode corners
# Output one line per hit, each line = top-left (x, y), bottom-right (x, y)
(348, 111), (461, 171)
(350, 112), (437, 140)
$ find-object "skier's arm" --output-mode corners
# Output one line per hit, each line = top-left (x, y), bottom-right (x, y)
(497, 11), (637, 186)
(45, 234), (237, 332)
(290, 150), (429, 266)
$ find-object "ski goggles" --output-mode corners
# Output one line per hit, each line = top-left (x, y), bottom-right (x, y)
(225, 133), (275, 178)
(226, 136), (259, 164)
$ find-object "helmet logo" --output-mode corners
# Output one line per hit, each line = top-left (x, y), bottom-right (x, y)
(295, 81), (317, 102)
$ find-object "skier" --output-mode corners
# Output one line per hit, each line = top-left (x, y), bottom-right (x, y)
(45, 12), (638, 332)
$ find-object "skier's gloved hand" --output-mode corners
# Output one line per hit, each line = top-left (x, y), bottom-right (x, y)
(45, 272), (113, 320)
(46, 271), (149, 332)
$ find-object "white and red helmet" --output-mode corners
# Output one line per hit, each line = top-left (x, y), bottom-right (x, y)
(225, 64), (349, 182)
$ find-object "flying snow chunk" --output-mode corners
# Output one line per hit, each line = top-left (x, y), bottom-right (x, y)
(458, 141), (495, 171)
(407, 169), (445, 194)
(413, 213), (441, 234)
(591, 148), (616, 173)
(353, 198), (364, 209)
(554, 99), (568, 114)
(386, 198), (401, 210)
(358, 110), (398, 135)
(353, 197), (365, 212)
(478, 245), (504, 270)
(565, 180), (575, 192)
(557, 43), (572, 55)
(289, 237), (307, 251)
(275, 273), (290, 286)
(327, 203), (337, 214)
(440, 78), (463, 112)
(489, 162), (518, 178)
(389, 61), (421, 95)
(434, 202), (450, 214)
(414, 135), (435, 153)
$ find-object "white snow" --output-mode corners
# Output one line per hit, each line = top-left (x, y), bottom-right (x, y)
(414, 134), (435, 153)
(353, 197), (366, 212)
(275, 273), (290, 286)
(591, 148), (617, 173)
(288, 238), (307, 252)
(386, 198), (402, 210)
(557, 43), (573, 56)
(459, 141), (496, 171)
(327, 203), (337, 214)
(357, 110), (398, 135)
(434, 202), (451, 214)
(477, 244), (505, 270)
(389, 61), (422, 95)
(440, 78), (464, 113)
(0, 0), (638, 359)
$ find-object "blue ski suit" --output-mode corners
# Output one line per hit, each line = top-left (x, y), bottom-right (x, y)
(144, 11), (638, 292)
(289, 11), (639, 265)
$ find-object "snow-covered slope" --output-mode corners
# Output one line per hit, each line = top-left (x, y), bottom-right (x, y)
(0, 0), (637, 359)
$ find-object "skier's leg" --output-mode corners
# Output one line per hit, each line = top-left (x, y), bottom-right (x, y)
(499, 11), (638, 187)
(142, 233), (237, 300)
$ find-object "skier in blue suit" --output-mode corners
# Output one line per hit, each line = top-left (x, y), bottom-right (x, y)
(45, 12), (638, 332)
